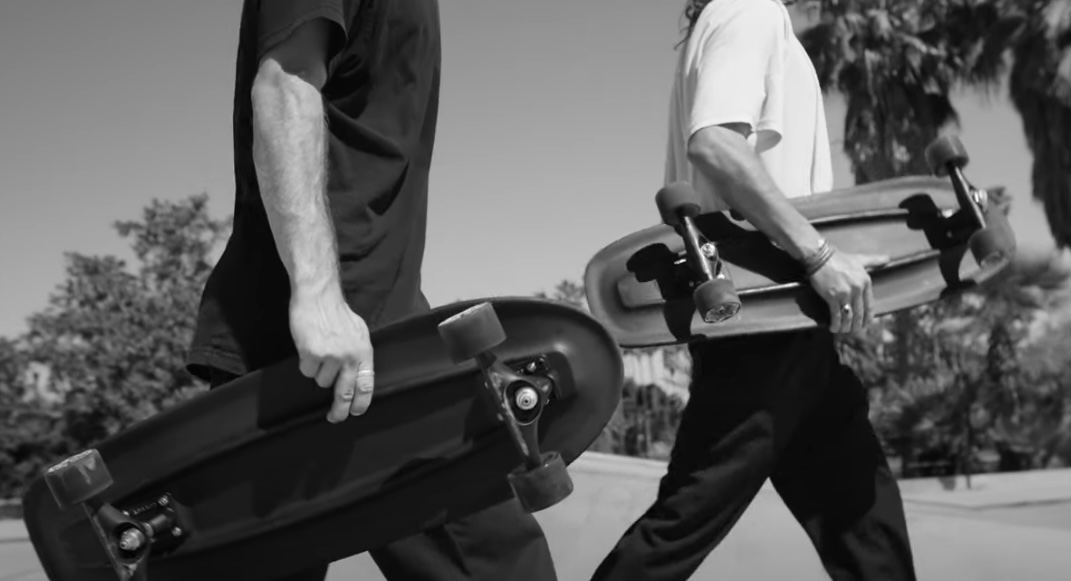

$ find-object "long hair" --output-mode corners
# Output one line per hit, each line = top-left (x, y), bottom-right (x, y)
(680, 0), (795, 43)
(681, 0), (715, 42)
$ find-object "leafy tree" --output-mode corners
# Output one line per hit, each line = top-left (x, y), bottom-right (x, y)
(803, 0), (1071, 248)
(981, 0), (1071, 248)
(0, 194), (227, 498)
(798, 0), (1071, 478)
(534, 279), (588, 311)
(0, 337), (56, 500)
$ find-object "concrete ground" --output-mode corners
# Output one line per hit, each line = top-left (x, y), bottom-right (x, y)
(5, 452), (1071, 581)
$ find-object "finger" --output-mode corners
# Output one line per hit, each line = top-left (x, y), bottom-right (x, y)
(863, 254), (891, 269)
(863, 277), (875, 327)
(327, 365), (359, 423)
(827, 296), (842, 331)
(299, 356), (321, 379)
(315, 359), (342, 388)
(851, 286), (865, 333)
(838, 301), (853, 333)
(350, 360), (375, 417)
(836, 291), (853, 333)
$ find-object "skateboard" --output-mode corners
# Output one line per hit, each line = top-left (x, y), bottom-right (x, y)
(22, 297), (624, 581)
(584, 135), (1017, 347)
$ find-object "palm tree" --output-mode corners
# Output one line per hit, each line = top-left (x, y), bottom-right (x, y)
(800, 1), (978, 386)
(997, 0), (1071, 248)
(802, 0), (1071, 246)
(799, 0), (1071, 477)
(800, 1), (967, 183)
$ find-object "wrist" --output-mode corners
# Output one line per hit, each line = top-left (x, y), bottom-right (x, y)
(290, 273), (344, 305)
(800, 237), (836, 277)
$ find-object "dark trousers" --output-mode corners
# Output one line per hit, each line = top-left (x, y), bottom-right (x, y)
(590, 329), (917, 581)
(206, 369), (558, 581)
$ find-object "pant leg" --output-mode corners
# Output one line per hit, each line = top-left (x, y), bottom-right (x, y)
(370, 499), (557, 581)
(769, 340), (917, 581)
(590, 330), (836, 581)
(204, 367), (557, 581)
(202, 369), (333, 581)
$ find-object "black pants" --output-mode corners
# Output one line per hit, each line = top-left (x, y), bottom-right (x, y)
(206, 369), (558, 581)
(590, 329), (917, 581)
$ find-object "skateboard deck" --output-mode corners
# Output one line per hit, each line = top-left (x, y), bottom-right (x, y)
(584, 136), (1017, 348)
(22, 297), (624, 581)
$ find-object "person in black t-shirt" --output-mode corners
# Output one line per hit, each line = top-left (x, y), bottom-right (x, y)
(186, 1), (559, 579)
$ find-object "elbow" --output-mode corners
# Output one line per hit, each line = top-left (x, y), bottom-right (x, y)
(685, 127), (729, 177)
(251, 60), (286, 108)
(686, 124), (748, 180)
(686, 132), (715, 169)
(252, 53), (326, 99)
(250, 59), (323, 119)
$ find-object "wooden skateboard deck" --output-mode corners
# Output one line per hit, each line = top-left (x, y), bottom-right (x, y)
(584, 141), (1016, 348)
(22, 297), (624, 581)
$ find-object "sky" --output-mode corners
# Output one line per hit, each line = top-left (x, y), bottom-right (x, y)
(0, 0), (1061, 338)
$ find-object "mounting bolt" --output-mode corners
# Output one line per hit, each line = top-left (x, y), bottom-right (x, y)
(515, 387), (539, 411)
(171, 527), (183, 537)
(118, 529), (145, 552)
(158, 496), (169, 507)
(700, 243), (717, 259)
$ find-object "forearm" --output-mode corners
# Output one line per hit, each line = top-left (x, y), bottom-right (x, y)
(251, 62), (340, 299)
(687, 128), (823, 261)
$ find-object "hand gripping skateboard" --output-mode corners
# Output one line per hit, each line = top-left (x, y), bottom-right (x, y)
(23, 297), (624, 581)
(583, 135), (1017, 347)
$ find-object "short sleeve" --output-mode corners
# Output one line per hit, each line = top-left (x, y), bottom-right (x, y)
(255, 0), (360, 63)
(688, 0), (787, 141)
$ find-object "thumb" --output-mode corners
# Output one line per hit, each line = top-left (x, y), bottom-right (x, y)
(861, 253), (891, 269)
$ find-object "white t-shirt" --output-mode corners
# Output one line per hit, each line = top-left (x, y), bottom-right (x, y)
(664, 0), (833, 212)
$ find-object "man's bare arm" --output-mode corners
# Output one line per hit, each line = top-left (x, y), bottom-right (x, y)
(688, 123), (888, 332)
(250, 18), (375, 420)
(251, 19), (339, 301)
(687, 124), (824, 262)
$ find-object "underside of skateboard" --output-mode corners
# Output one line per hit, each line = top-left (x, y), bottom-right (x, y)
(437, 303), (575, 512)
(31, 299), (616, 581)
(584, 135), (1018, 347)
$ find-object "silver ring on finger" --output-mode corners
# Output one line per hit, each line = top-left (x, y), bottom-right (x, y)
(356, 369), (374, 377)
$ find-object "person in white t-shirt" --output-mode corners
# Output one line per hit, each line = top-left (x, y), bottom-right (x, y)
(591, 1), (919, 579)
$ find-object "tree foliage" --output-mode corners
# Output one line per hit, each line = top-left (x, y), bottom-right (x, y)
(803, 0), (1071, 246)
(798, 0), (1071, 478)
(0, 194), (226, 499)
(2, 1), (1070, 508)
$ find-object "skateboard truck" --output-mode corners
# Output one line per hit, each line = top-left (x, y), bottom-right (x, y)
(43, 449), (185, 581)
(437, 303), (573, 513)
(656, 181), (741, 323)
(925, 135), (1010, 270)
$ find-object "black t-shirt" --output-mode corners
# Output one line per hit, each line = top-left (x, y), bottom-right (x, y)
(187, 0), (441, 380)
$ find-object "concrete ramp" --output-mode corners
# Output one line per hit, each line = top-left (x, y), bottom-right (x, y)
(327, 452), (1071, 580)
(4, 452), (1071, 581)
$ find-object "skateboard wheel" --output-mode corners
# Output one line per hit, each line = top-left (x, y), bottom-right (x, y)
(655, 181), (702, 227)
(507, 451), (574, 513)
(693, 278), (740, 324)
(925, 135), (969, 177)
(43, 449), (114, 509)
(968, 227), (1011, 270)
(438, 302), (507, 364)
